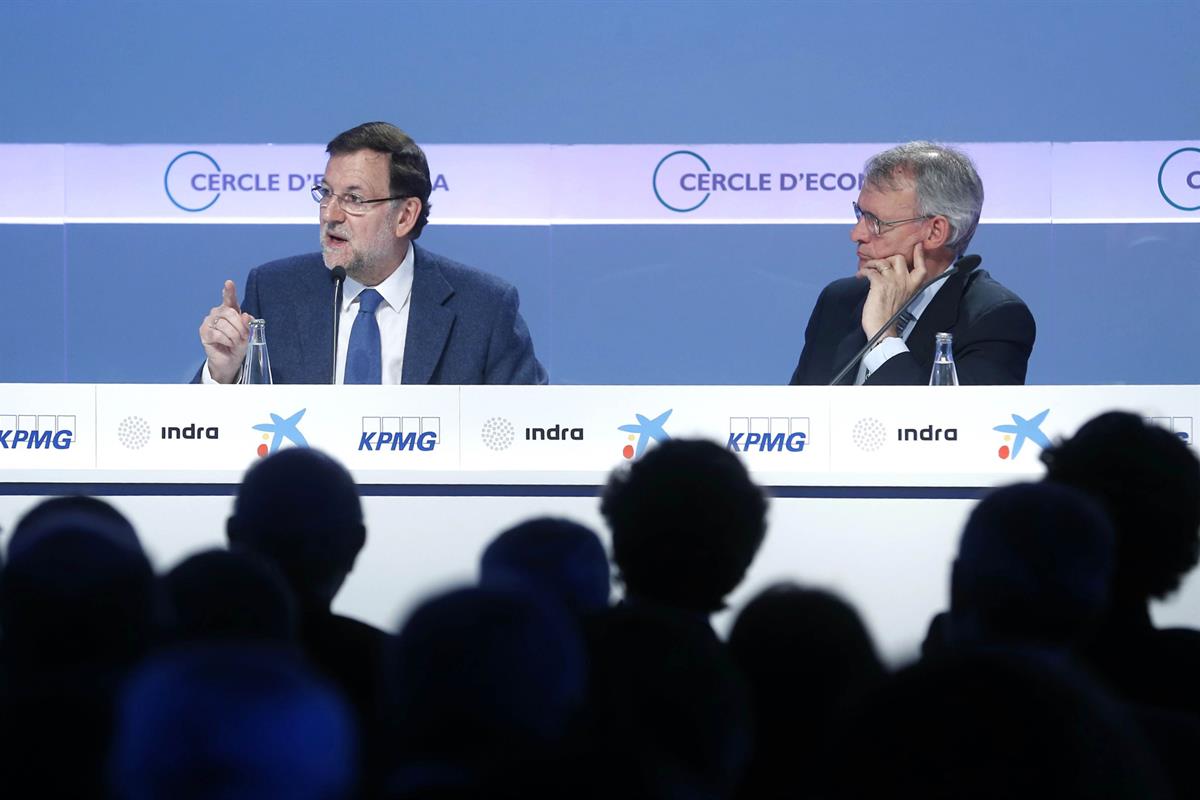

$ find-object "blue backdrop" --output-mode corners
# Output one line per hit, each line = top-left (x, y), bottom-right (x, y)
(2, 0), (1198, 384)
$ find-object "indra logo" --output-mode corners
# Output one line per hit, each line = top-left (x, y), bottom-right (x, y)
(728, 416), (808, 453)
(359, 416), (439, 452)
(481, 417), (516, 451)
(163, 150), (325, 213)
(651, 149), (864, 213)
(1158, 147), (1200, 212)
(992, 409), (1052, 460)
(1147, 416), (1193, 447)
(851, 417), (887, 452)
(0, 414), (75, 450)
(252, 409), (308, 457)
(117, 416), (151, 450)
(618, 409), (672, 459)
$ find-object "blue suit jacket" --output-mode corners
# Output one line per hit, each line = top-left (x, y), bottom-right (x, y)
(789, 266), (1035, 386)
(197, 244), (547, 384)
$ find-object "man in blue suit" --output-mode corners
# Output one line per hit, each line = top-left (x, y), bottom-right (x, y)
(197, 122), (547, 385)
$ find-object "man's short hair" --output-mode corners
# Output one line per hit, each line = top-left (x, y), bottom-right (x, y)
(864, 141), (984, 256)
(601, 439), (768, 613)
(326, 121), (432, 239)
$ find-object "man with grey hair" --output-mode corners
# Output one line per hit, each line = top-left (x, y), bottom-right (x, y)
(789, 141), (1035, 385)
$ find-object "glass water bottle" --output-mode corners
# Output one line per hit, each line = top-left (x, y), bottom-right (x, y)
(929, 332), (959, 386)
(241, 318), (273, 385)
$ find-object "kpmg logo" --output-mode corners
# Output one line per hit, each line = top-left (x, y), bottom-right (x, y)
(728, 416), (808, 453)
(252, 409), (308, 457)
(1147, 416), (1193, 446)
(992, 409), (1051, 461)
(618, 409), (672, 459)
(0, 414), (75, 450)
(360, 416), (439, 452)
(1158, 147), (1200, 212)
(652, 149), (864, 213)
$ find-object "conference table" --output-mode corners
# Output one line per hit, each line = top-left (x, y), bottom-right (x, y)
(1, 384), (1196, 661)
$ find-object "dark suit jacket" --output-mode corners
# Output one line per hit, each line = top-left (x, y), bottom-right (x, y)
(196, 244), (547, 384)
(789, 266), (1035, 386)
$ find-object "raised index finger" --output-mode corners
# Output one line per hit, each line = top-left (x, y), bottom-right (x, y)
(221, 280), (242, 314)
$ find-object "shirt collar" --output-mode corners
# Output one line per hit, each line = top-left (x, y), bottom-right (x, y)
(341, 244), (416, 313)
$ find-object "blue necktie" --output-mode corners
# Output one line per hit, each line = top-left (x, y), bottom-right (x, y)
(895, 309), (915, 338)
(345, 289), (384, 384)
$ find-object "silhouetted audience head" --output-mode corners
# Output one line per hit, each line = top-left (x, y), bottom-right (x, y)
(1, 501), (154, 669)
(227, 448), (365, 608)
(824, 651), (1170, 799)
(110, 644), (357, 800)
(164, 549), (297, 644)
(480, 517), (610, 617)
(601, 438), (767, 613)
(1042, 411), (1200, 604)
(949, 481), (1116, 649)
(729, 583), (885, 798)
(586, 604), (753, 799)
(381, 585), (587, 796)
(7, 494), (143, 561)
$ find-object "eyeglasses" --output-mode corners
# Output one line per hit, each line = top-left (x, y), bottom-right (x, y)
(852, 201), (932, 237)
(311, 185), (407, 215)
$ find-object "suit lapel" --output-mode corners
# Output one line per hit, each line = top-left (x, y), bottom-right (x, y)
(905, 268), (968, 367)
(830, 291), (869, 385)
(401, 244), (456, 385)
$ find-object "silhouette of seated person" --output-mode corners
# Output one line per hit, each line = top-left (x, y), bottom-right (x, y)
(821, 650), (1172, 799)
(226, 448), (383, 727)
(479, 516), (610, 619)
(582, 603), (753, 800)
(110, 643), (357, 800)
(0, 496), (156, 798)
(163, 548), (298, 645)
(1041, 411), (1200, 718)
(600, 438), (768, 628)
(379, 585), (588, 799)
(728, 583), (886, 800)
(924, 481), (1116, 657)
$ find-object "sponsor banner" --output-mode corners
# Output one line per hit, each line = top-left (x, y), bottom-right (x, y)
(96, 385), (460, 473)
(0, 384), (96, 469)
(1053, 141), (1200, 221)
(459, 385), (828, 476)
(2, 141), (1195, 225)
(0, 384), (1191, 484)
(0, 145), (66, 222)
(552, 143), (1051, 223)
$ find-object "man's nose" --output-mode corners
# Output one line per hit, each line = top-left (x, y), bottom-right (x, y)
(321, 197), (347, 224)
(850, 215), (870, 243)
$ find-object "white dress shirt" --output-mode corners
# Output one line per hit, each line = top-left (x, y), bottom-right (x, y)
(857, 270), (953, 384)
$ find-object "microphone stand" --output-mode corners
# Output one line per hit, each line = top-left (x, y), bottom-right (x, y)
(330, 267), (346, 385)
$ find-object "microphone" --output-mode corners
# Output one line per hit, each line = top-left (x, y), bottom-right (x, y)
(827, 254), (981, 386)
(330, 266), (346, 385)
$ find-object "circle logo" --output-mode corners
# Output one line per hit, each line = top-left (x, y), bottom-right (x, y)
(652, 149), (712, 213)
(118, 416), (151, 450)
(1158, 147), (1200, 212)
(164, 150), (222, 212)
(481, 417), (515, 451)
(852, 417), (887, 452)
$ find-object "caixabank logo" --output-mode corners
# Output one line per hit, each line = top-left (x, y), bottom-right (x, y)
(651, 149), (864, 213)
(359, 416), (439, 452)
(0, 414), (75, 450)
(1158, 147), (1200, 212)
(618, 409), (672, 459)
(251, 409), (308, 457)
(728, 417), (808, 453)
(992, 409), (1052, 461)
